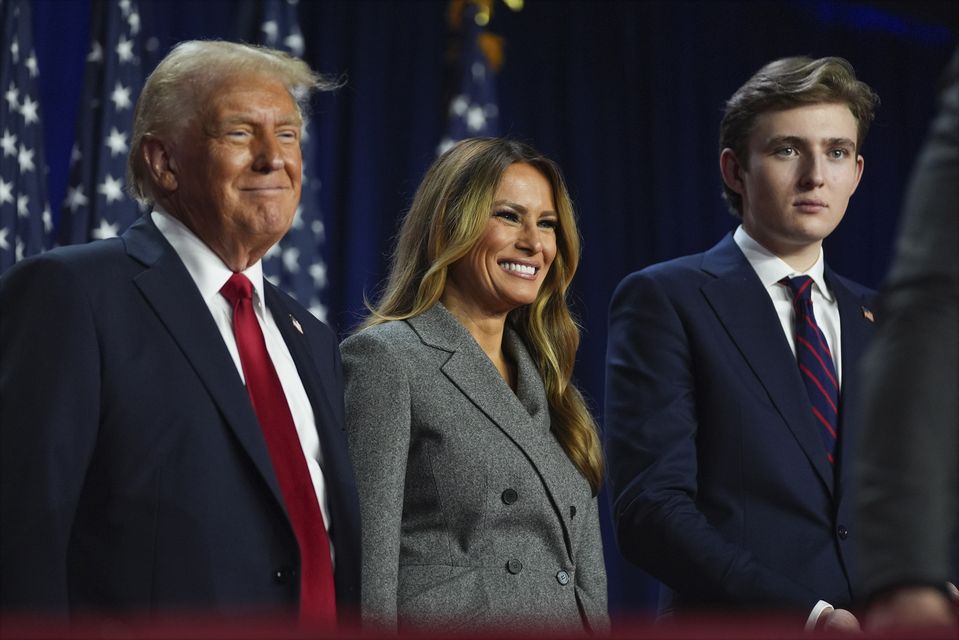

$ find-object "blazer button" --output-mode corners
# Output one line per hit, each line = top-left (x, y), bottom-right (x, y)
(501, 488), (518, 505)
(273, 566), (296, 584)
(556, 570), (571, 585)
(569, 505), (577, 518)
(837, 525), (849, 540)
(506, 559), (523, 575)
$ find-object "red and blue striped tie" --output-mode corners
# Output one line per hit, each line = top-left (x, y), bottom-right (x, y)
(785, 276), (839, 464)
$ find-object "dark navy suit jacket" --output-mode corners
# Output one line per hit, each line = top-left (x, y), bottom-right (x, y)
(0, 214), (360, 618)
(605, 233), (875, 614)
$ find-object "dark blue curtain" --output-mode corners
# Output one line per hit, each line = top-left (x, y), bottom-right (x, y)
(31, 0), (958, 624)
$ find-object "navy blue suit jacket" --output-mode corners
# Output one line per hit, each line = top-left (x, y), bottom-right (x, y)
(605, 233), (875, 614)
(0, 215), (360, 618)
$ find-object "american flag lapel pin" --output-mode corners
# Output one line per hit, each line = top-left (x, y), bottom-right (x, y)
(861, 307), (875, 323)
(290, 315), (304, 335)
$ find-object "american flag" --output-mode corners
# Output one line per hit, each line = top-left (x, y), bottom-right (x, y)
(0, 0), (51, 274)
(258, 0), (330, 322)
(58, 0), (145, 246)
(437, 0), (502, 155)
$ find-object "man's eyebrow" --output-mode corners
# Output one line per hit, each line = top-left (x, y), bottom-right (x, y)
(764, 135), (857, 150)
(824, 137), (856, 149)
(216, 113), (302, 127)
(764, 135), (806, 148)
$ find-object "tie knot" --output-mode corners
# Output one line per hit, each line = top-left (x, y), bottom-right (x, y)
(784, 275), (814, 304)
(220, 272), (254, 305)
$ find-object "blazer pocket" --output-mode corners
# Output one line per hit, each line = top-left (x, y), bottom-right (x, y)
(396, 564), (489, 630)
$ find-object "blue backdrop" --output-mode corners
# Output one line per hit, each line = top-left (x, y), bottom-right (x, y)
(27, 0), (958, 625)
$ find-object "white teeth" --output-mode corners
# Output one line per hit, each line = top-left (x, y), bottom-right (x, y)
(500, 262), (536, 275)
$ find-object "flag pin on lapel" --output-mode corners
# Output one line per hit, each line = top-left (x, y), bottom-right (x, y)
(861, 307), (875, 322)
(290, 315), (304, 334)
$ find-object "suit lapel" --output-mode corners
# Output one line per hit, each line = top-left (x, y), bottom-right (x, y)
(828, 271), (875, 500)
(408, 305), (576, 557)
(700, 234), (835, 493)
(122, 216), (286, 509)
(264, 287), (351, 494)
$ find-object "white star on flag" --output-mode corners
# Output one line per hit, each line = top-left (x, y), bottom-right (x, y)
(105, 127), (129, 156)
(91, 218), (119, 239)
(0, 177), (13, 205)
(16, 143), (33, 172)
(0, 130), (16, 156)
(19, 93), (38, 124)
(110, 81), (132, 110)
(97, 174), (124, 204)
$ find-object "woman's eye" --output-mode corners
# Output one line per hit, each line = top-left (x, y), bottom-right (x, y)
(494, 210), (519, 222)
(539, 218), (558, 230)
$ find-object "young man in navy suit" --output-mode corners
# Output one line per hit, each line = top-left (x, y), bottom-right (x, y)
(605, 57), (879, 630)
(0, 42), (359, 626)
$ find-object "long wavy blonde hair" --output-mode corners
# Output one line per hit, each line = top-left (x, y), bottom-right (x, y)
(361, 137), (603, 494)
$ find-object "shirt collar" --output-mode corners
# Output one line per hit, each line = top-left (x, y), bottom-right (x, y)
(151, 209), (266, 306)
(733, 225), (833, 301)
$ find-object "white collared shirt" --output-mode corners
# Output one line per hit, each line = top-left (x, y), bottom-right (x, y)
(152, 210), (334, 558)
(733, 226), (843, 386)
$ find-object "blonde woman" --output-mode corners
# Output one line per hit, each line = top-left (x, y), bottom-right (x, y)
(341, 138), (608, 633)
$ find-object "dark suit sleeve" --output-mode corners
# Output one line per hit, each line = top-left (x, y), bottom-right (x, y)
(0, 257), (101, 611)
(858, 49), (959, 599)
(605, 271), (818, 608)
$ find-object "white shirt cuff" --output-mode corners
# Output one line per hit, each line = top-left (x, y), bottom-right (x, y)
(806, 600), (833, 630)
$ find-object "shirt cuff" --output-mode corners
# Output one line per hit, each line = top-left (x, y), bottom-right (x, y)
(806, 600), (833, 630)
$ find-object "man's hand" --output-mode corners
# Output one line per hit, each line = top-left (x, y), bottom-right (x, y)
(817, 606), (862, 632)
(865, 585), (958, 630)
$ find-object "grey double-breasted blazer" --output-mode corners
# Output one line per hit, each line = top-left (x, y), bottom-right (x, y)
(341, 303), (608, 633)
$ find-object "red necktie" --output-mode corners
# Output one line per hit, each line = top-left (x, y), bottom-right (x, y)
(785, 276), (840, 464)
(220, 273), (336, 625)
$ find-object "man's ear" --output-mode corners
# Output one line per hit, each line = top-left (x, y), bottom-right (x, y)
(142, 136), (178, 193)
(719, 148), (746, 195)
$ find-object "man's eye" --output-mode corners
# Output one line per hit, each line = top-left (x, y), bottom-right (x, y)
(774, 146), (796, 157)
(830, 148), (849, 159)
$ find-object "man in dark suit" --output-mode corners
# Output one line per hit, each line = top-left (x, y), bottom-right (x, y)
(858, 49), (959, 630)
(605, 57), (878, 629)
(0, 41), (360, 626)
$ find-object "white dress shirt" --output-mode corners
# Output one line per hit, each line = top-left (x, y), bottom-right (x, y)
(733, 226), (843, 386)
(152, 210), (334, 558)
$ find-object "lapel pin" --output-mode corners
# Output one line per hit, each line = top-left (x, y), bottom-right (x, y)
(861, 307), (875, 323)
(290, 315), (304, 335)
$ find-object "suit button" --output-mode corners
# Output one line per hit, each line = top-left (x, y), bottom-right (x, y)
(501, 488), (518, 505)
(506, 559), (523, 574)
(556, 570), (571, 585)
(569, 505), (577, 518)
(837, 525), (849, 540)
(273, 566), (296, 584)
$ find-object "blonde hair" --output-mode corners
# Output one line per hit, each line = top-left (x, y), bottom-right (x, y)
(127, 40), (339, 204)
(363, 137), (603, 494)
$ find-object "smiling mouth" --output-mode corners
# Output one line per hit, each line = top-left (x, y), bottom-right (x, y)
(499, 261), (539, 278)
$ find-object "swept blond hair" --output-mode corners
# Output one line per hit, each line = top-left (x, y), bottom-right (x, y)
(361, 137), (603, 494)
